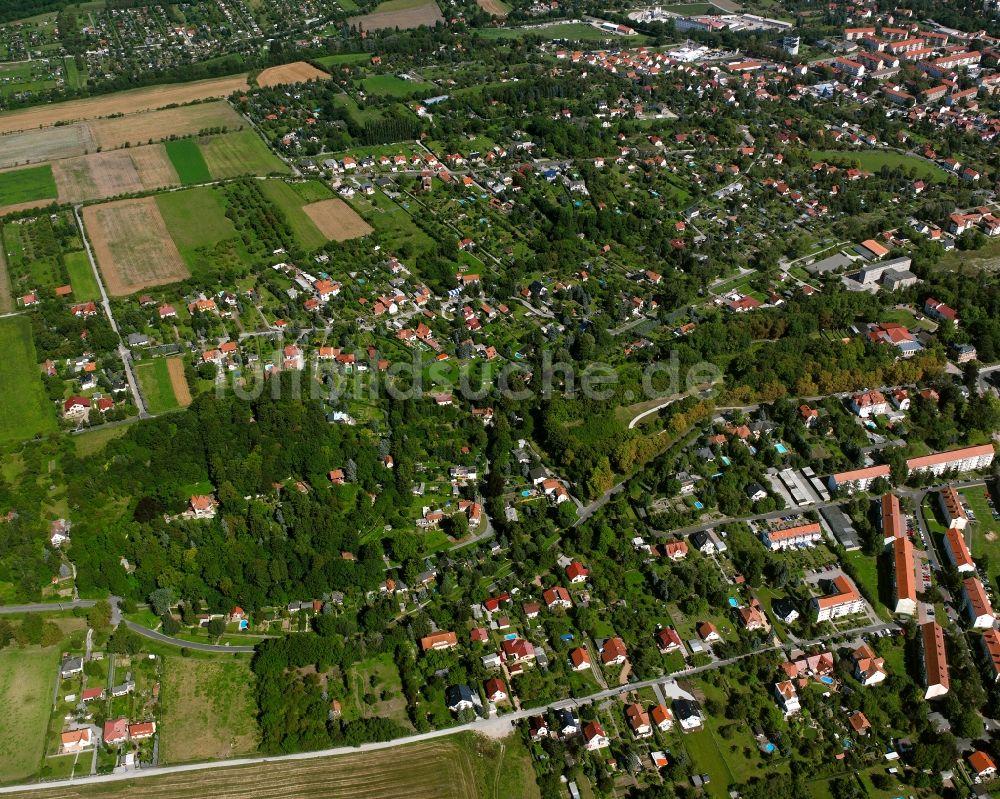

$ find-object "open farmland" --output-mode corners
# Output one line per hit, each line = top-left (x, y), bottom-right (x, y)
(0, 316), (58, 442)
(0, 165), (57, 208)
(257, 61), (330, 87)
(302, 198), (374, 241)
(83, 197), (189, 296)
(51, 146), (179, 204)
(199, 130), (289, 178)
(165, 139), (212, 183)
(159, 657), (259, 763)
(349, 0), (444, 31)
(476, 0), (510, 15)
(1, 734), (538, 799)
(0, 125), (96, 170)
(0, 75), (249, 135)
(0, 647), (59, 783)
(65, 250), (100, 301)
(90, 101), (245, 150)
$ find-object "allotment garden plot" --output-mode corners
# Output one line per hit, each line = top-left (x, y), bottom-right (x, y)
(83, 197), (189, 296)
(302, 198), (374, 241)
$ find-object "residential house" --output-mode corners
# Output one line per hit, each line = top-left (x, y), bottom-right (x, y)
(569, 647), (591, 671)
(189, 495), (218, 519)
(103, 718), (128, 746)
(673, 698), (705, 731)
(625, 703), (653, 738)
(420, 631), (458, 652)
(566, 561), (589, 583)
(583, 721), (610, 751)
(970, 751), (998, 781)
(698, 622), (722, 643)
(852, 644), (888, 686)
(655, 627), (684, 655)
(60, 656), (83, 678)
(484, 678), (507, 703)
(445, 684), (477, 713)
(775, 681), (801, 715)
(61, 728), (94, 753)
(601, 637), (628, 666)
(651, 704), (674, 732)
(850, 389), (889, 417)
(543, 586), (572, 610)
(761, 522), (822, 551)
(129, 722), (155, 740)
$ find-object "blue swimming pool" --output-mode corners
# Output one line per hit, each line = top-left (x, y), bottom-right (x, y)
(504, 633), (518, 640)
(763, 742), (776, 753)
(521, 490), (531, 497)
(721, 456), (731, 466)
(728, 597), (739, 608)
(820, 676), (834, 685)
(693, 500), (704, 510)
(775, 443), (788, 454)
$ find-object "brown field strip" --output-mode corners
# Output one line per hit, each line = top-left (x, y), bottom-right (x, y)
(82, 197), (189, 296)
(0, 244), (12, 313)
(166, 357), (192, 407)
(349, 1), (444, 31)
(0, 75), (249, 135)
(257, 61), (330, 87)
(52, 146), (180, 204)
(476, 0), (508, 15)
(302, 198), (374, 241)
(1, 740), (483, 799)
(91, 101), (245, 150)
(0, 198), (54, 216)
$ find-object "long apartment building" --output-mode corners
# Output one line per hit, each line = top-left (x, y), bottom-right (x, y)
(982, 628), (1000, 683)
(906, 444), (995, 477)
(963, 577), (996, 629)
(812, 575), (865, 621)
(920, 621), (950, 699)
(760, 522), (822, 551)
(880, 493), (905, 546)
(828, 464), (891, 493)
(944, 528), (976, 573)
(892, 536), (917, 616)
(939, 486), (968, 530)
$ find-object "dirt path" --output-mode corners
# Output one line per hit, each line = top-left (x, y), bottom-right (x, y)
(166, 357), (191, 407)
(0, 242), (12, 314)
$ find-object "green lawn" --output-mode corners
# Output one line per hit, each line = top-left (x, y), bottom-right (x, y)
(165, 139), (212, 184)
(0, 316), (57, 442)
(359, 74), (434, 97)
(64, 250), (100, 301)
(0, 646), (60, 783)
(134, 358), (180, 414)
(156, 186), (238, 254)
(808, 149), (945, 182)
(316, 52), (369, 68)
(199, 130), (288, 179)
(963, 486), (1000, 587)
(0, 165), (57, 207)
(259, 179), (327, 251)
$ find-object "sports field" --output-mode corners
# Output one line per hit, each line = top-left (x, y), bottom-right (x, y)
(159, 657), (259, 763)
(199, 130), (289, 178)
(260, 179), (328, 250)
(165, 139), (212, 183)
(135, 358), (182, 414)
(808, 149), (945, 181)
(0, 316), (58, 442)
(64, 251), (100, 301)
(83, 197), (190, 296)
(0, 165), (57, 207)
(2, 734), (539, 799)
(0, 646), (59, 783)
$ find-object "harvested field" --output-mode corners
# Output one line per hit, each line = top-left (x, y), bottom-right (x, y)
(83, 197), (189, 296)
(167, 357), (192, 406)
(257, 61), (330, 87)
(0, 198), (54, 216)
(0, 242), (11, 313)
(199, 130), (288, 178)
(3, 739), (490, 799)
(476, 0), (510, 15)
(0, 124), (96, 170)
(349, 0), (444, 31)
(302, 198), (374, 241)
(0, 75), (249, 135)
(51, 146), (179, 204)
(91, 101), (245, 151)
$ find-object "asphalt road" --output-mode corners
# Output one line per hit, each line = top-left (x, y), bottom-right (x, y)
(0, 617), (896, 793)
